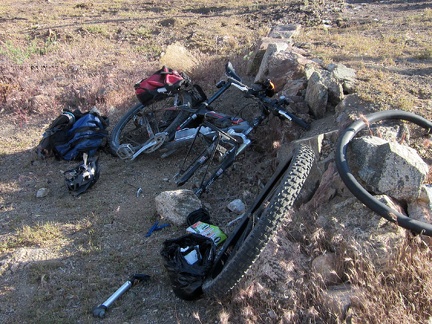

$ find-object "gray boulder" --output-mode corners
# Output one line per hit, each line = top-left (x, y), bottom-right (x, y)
(321, 285), (354, 321)
(327, 63), (357, 94)
(311, 253), (342, 285)
(350, 136), (428, 201)
(317, 196), (406, 271)
(305, 71), (329, 118)
(408, 185), (432, 223)
(334, 93), (376, 129)
(305, 69), (344, 118)
(155, 189), (202, 225)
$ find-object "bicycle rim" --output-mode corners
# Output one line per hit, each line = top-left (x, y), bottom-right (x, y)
(109, 94), (191, 158)
(202, 144), (315, 299)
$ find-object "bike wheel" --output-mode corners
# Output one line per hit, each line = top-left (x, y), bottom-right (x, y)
(335, 109), (432, 236)
(202, 144), (315, 298)
(109, 93), (192, 159)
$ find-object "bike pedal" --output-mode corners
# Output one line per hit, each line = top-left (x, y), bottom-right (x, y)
(117, 144), (134, 160)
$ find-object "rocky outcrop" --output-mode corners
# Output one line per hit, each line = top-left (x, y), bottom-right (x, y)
(154, 23), (431, 321)
(242, 23), (431, 321)
(408, 185), (432, 224)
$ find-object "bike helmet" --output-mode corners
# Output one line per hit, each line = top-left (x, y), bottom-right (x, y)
(64, 154), (100, 196)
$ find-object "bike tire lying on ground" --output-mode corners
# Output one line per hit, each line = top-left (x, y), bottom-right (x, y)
(335, 109), (432, 236)
(109, 94), (192, 157)
(202, 144), (315, 298)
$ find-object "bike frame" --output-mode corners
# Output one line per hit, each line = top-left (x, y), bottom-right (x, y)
(173, 64), (309, 197)
(113, 62), (310, 195)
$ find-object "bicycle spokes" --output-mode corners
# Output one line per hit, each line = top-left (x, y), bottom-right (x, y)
(117, 109), (174, 160)
(143, 113), (157, 138)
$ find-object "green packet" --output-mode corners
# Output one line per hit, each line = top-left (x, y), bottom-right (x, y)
(186, 221), (227, 246)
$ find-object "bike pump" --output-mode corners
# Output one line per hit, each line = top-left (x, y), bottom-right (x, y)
(92, 274), (150, 318)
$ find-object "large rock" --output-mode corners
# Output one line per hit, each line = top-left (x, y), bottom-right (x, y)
(281, 78), (307, 97)
(320, 69), (345, 106)
(334, 93), (375, 129)
(265, 49), (310, 92)
(254, 43), (289, 84)
(253, 24), (313, 90)
(350, 136), (428, 202)
(327, 63), (356, 94)
(305, 71), (329, 118)
(304, 63), (358, 118)
(155, 189), (202, 225)
(268, 24), (302, 40)
(305, 68), (344, 118)
(160, 43), (198, 72)
(321, 285), (354, 321)
(311, 253), (342, 285)
(408, 185), (432, 223)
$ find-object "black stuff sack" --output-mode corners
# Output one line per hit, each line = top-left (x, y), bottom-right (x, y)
(160, 233), (215, 301)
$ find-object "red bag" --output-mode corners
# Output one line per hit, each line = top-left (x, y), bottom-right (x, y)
(134, 66), (185, 104)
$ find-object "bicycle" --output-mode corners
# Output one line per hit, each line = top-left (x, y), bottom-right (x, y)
(110, 62), (315, 298)
(110, 62), (311, 196)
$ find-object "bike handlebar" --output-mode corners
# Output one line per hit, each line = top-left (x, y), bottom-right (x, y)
(188, 61), (311, 131)
(225, 71), (310, 130)
(261, 96), (311, 130)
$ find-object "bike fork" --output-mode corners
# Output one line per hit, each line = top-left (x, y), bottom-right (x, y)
(175, 140), (217, 186)
(194, 145), (237, 197)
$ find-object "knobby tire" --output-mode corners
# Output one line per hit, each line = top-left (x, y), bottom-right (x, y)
(202, 144), (315, 298)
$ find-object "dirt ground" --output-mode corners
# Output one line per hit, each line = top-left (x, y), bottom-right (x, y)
(0, 76), (292, 323)
(1, 0), (431, 323)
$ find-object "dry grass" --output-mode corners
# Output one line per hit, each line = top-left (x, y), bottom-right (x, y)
(296, 5), (432, 117)
(0, 0), (285, 128)
(0, 223), (63, 253)
(347, 235), (432, 323)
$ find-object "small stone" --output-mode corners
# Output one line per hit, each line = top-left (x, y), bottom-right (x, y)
(227, 199), (245, 214)
(36, 188), (49, 198)
(268, 309), (277, 319)
(155, 189), (202, 225)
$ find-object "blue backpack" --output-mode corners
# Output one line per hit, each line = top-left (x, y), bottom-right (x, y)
(37, 109), (109, 161)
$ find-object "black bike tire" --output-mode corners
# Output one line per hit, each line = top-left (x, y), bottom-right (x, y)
(335, 109), (432, 236)
(109, 93), (192, 156)
(202, 144), (315, 298)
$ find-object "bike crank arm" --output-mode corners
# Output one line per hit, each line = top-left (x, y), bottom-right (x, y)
(132, 133), (167, 159)
(117, 133), (168, 160)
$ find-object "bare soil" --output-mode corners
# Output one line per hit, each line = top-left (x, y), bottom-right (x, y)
(0, 1), (431, 323)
